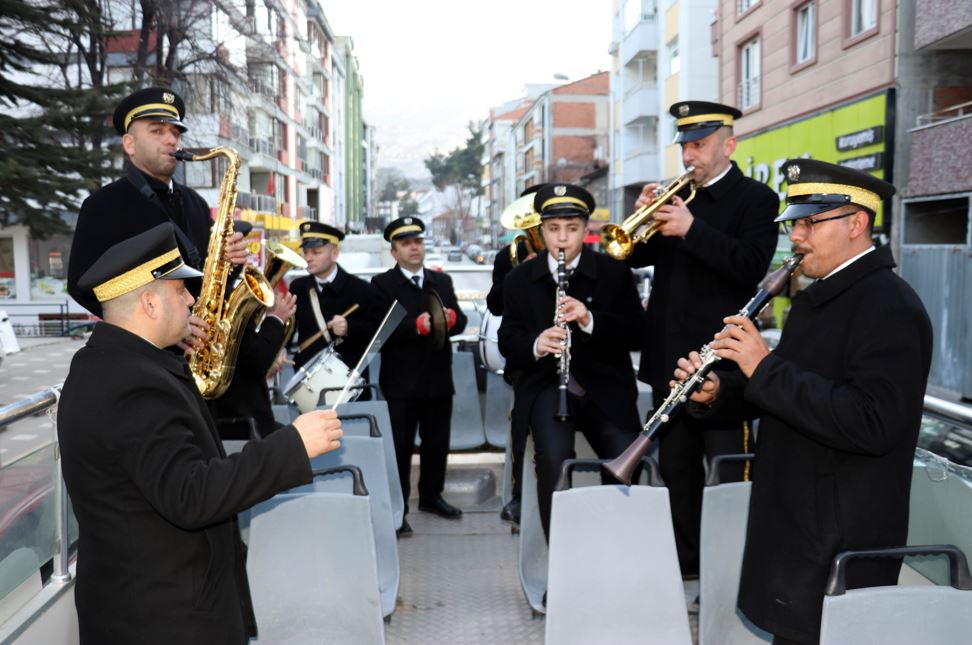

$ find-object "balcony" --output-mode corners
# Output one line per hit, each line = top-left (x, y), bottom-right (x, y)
(297, 206), (317, 220)
(915, 0), (972, 50)
(238, 192), (278, 213)
(906, 104), (972, 197)
(622, 85), (660, 126)
(620, 17), (659, 66)
(621, 150), (660, 188)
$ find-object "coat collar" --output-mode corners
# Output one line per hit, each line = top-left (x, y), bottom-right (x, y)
(803, 245), (895, 308)
(530, 247), (598, 282)
(702, 160), (744, 202)
(86, 321), (193, 381)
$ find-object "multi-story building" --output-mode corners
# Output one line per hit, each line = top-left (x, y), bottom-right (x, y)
(338, 37), (366, 230)
(607, 0), (719, 220)
(511, 72), (611, 204)
(483, 96), (537, 227)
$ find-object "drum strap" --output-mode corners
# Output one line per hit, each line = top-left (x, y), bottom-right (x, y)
(308, 288), (333, 346)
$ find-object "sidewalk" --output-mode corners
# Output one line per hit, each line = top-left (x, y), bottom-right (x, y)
(0, 335), (86, 404)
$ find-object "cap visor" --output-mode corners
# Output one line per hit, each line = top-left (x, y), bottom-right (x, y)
(394, 231), (424, 240)
(775, 201), (845, 222)
(162, 264), (203, 280)
(673, 125), (720, 144)
(300, 238), (326, 249)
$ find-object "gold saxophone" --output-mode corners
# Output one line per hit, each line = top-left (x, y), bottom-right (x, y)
(175, 146), (275, 399)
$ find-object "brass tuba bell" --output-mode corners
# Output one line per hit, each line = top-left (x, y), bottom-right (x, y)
(500, 193), (545, 266)
(599, 166), (697, 260)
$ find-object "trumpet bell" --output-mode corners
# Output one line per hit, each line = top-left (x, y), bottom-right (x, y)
(600, 224), (633, 261)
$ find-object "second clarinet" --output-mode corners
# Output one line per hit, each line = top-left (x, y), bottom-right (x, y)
(554, 249), (572, 421)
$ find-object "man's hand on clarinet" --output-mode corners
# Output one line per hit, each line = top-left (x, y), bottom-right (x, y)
(293, 409), (343, 458)
(673, 351), (720, 405)
(535, 325), (568, 358)
(557, 296), (590, 327)
(224, 232), (249, 266)
(710, 314), (769, 378)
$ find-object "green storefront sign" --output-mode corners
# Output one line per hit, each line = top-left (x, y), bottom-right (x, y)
(733, 91), (891, 228)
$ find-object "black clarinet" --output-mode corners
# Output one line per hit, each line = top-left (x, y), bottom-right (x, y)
(554, 250), (571, 421)
(605, 254), (804, 484)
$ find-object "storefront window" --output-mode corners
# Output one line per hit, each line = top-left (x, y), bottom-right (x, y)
(0, 238), (14, 299)
(29, 235), (71, 300)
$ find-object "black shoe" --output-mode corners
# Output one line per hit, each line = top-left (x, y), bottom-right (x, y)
(418, 496), (463, 519)
(396, 518), (413, 538)
(500, 497), (521, 524)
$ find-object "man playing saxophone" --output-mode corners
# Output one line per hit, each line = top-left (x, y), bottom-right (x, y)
(67, 87), (249, 356)
(625, 100), (779, 581)
(498, 184), (644, 541)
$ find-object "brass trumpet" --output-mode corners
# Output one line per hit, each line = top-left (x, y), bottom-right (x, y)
(599, 166), (697, 260)
(500, 193), (544, 266)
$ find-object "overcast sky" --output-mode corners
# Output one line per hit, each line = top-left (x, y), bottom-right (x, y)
(324, 2), (613, 179)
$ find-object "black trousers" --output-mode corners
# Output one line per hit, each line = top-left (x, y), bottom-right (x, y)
(386, 395), (452, 516)
(509, 398), (529, 500)
(530, 386), (637, 540)
(654, 389), (750, 576)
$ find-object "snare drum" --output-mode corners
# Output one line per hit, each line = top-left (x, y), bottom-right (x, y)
(282, 346), (365, 412)
(478, 310), (506, 373)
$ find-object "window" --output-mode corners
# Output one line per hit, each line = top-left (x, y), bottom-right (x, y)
(739, 37), (761, 110)
(668, 38), (680, 76)
(795, 2), (815, 64)
(850, 0), (877, 37)
(0, 238), (14, 299)
(737, 0), (758, 15)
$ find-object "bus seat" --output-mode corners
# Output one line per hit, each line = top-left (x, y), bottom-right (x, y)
(334, 400), (404, 529)
(545, 459), (689, 645)
(820, 544), (972, 645)
(699, 454), (771, 645)
(247, 479), (384, 644)
(293, 437), (399, 618)
(484, 371), (513, 449)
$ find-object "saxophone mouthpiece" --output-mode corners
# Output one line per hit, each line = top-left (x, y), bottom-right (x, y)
(172, 150), (194, 161)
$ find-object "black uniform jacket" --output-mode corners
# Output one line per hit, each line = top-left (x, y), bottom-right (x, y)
(58, 323), (312, 645)
(486, 240), (530, 316)
(498, 248), (646, 433)
(627, 161), (779, 390)
(207, 316), (286, 437)
(68, 164), (212, 317)
(370, 266), (467, 399)
(703, 246), (932, 643)
(289, 265), (383, 370)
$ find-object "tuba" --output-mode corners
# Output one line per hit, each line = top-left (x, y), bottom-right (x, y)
(175, 147), (275, 399)
(500, 194), (544, 266)
(599, 166), (697, 260)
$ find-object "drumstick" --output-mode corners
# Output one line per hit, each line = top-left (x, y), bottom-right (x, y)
(298, 304), (360, 352)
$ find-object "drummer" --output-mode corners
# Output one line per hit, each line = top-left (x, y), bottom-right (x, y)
(289, 221), (383, 376)
(371, 217), (468, 537)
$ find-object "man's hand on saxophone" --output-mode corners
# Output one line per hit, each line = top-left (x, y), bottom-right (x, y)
(177, 315), (210, 356)
(224, 231), (249, 266)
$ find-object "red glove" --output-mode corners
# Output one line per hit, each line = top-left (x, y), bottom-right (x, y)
(445, 308), (458, 330)
(416, 312), (432, 336)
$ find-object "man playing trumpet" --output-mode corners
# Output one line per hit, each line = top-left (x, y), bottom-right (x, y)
(626, 100), (779, 581)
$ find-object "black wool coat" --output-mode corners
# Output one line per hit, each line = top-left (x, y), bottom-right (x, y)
(57, 322), (312, 644)
(68, 164), (212, 317)
(498, 248), (645, 433)
(704, 246), (932, 643)
(207, 316), (286, 437)
(626, 161), (779, 391)
(370, 267), (467, 399)
(289, 265), (384, 370)
(486, 240), (530, 316)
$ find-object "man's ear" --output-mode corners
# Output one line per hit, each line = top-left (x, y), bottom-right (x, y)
(849, 210), (871, 240)
(139, 289), (158, 319)
(723, 134), (737, 157)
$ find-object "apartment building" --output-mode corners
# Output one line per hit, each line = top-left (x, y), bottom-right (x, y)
(608, 0), (719, 220)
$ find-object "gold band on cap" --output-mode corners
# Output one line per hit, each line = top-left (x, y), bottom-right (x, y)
(540, 196), (589, 213)
(124, 103), (181, 132)
(675, 113), (735, 127)
(787, 182), (881, 214)
(390, 224), (422, 239)
(302, 232), (340, 245)
(93, 249), (181, 302)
